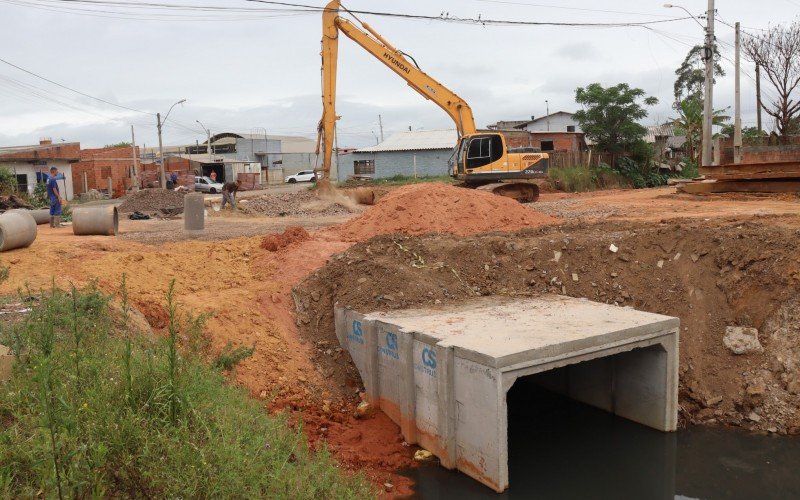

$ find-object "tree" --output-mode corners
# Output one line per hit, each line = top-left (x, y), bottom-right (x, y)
(574, 83), (658, 154)
(720, 123), (767, 144)
(674, 44), (725, 104)
(672, 98), (730, 162)
(104, 141), (132, 149)
(743, 21), (800, 138)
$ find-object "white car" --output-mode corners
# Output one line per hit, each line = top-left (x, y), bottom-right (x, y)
(284, 170), (320, 183)
(195, 176), (224, 193)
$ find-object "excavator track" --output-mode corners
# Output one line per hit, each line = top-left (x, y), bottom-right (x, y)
(474, 182), (539, 203)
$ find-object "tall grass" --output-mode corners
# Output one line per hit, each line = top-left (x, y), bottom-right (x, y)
(548, 165), (627, 192)
(0, 282), (373, 498)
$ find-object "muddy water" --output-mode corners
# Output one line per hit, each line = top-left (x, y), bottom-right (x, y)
(405, 385), (800, 499)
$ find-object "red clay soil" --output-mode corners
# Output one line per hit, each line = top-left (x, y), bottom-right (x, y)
(260, 226), (311, 252)
(331, 183), (559, 241)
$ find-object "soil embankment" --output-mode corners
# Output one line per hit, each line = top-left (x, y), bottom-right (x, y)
(296, 217), (800, 435)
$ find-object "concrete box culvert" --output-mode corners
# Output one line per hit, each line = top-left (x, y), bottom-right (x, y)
(72, 206), (119, 236)
(0, 211), (38, 252)
(184, 193), (205, 231)
(335, 296), (679, 492)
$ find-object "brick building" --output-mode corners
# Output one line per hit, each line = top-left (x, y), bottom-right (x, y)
(72, 145), (138, 198)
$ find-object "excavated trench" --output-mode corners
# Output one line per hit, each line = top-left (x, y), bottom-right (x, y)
(295, 216), (800, 435)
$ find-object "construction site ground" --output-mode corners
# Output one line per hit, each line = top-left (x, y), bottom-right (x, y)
(2, 184), (799, 496)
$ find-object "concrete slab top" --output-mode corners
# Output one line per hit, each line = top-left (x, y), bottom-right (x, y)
(366, 295), (679, 369)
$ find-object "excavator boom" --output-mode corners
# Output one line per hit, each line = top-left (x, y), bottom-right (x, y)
(317, 0), (476, 180)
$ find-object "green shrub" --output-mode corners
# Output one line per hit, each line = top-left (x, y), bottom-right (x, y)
(30, 182), (49, 208)
(548, 165), (626, 192)
(0, 282), (373, 499)
(0, 167), (16, 195)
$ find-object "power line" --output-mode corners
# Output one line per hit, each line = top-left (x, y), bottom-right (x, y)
(473, 0), (676, 19)
(0, 55), (152, 115)
(32, 0), (695, 28)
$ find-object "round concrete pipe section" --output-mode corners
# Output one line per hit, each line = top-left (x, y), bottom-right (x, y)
(9, 208), (50, 225)
(0, 211), (37, 251)
(72, 206), (119, 236)
(184, 193), (205, 231)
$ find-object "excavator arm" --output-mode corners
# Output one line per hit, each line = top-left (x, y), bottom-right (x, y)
(317, 0), (477, 179)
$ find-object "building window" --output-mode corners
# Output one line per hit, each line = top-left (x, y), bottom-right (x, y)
(16, 174), (28, 193)
(567, 125), (576, 132)
(354, 159), (375, 176)
(540, 140), (555, 151)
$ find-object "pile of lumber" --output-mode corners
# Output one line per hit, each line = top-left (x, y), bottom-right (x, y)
(678, 161), (800, 194)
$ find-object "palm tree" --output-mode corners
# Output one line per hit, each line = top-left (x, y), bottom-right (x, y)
(672, 98), (730, 162)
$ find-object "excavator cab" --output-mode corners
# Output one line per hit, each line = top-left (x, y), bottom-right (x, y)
(451, 132), (548, 203)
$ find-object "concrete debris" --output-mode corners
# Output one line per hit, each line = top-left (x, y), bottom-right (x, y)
(413, 449), (435, 461)
(657, 260), (664, 268)
(674, 253), (681, 261)
(354, 401), (372, 419)
(691, 253), (699, 263)
(552, 251), (562, 263)
(724, 326), (763, 355)
(747, 412), (762, 423)
(609, 244), (618, 253)
(572, 273), (579, 282)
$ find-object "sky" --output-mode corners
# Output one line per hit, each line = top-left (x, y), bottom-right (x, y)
(0, 0), (797, 149)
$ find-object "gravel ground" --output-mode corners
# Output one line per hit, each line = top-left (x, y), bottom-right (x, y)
(239, 191), (356, 217)
(527, 198), (619, 219)
(118, 189), (185, 214)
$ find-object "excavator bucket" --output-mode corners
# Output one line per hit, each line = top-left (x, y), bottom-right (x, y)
(475, 182), (540, 203)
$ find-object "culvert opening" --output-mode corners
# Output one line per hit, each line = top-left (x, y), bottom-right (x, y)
(506, 345), (676, 497)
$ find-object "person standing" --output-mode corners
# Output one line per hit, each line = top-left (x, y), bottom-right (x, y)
(221, 179), (241, 210)
(46, 167), (66, 227)
(209, 170), (217, 182)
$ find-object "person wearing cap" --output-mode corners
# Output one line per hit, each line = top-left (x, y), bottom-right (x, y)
(46, 166), (66, 227)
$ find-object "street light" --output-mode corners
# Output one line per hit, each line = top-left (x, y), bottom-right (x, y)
(156, 98), (186, 188)
(196, 119), (213, 159)
(663, 4), (706, 29)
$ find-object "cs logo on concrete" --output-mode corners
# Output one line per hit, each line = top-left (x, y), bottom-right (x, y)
(386, 332), (398, 351)
(348, 320), (365, 345)
(422, 348), (437, 369)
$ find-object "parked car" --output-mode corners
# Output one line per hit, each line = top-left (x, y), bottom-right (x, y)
(194, 176), (224, 194)
(284, 170), (320, 183)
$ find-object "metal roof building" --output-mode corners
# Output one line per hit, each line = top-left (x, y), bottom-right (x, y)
(339, 129), (457, 182)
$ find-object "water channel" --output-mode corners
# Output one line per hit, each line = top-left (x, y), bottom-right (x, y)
(405, 381), (800, 499)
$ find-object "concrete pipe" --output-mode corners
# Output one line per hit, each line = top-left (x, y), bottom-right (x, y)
(9, 208), (50, 225)
(0, 211), (37, 252)
(72, 205), (119, 236)
(184, 193), (205, 231)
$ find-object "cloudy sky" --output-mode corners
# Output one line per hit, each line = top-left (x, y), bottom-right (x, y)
(0, 0), (796, 149)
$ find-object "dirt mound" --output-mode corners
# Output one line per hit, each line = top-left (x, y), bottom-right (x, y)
(119, 189), (184, 214)
(331, 183), (558, 241)
(261, 226), (310, 252)
(241, 191), (356, 217)
(295, 217), (800, 435)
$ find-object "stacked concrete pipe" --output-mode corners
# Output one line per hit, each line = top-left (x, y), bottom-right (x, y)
(0, 211), (37, 251)
(9, 209), (50, 225)
(72, 206), (119, 236)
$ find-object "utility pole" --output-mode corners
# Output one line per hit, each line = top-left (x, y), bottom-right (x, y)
(157, 112), (166, 188)
(378, 114), (384, 142)
(734, 22), (742, 164)
(701, 0), (716, 167)
(130, 125), (139, 178)
(755, 63), (763, 133)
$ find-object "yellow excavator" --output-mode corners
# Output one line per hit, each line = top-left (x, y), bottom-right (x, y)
(316, 1), (550, 203)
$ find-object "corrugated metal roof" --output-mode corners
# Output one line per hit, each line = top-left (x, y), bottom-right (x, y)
(355, 129), (457, 153)
(645, 124), (677, 143)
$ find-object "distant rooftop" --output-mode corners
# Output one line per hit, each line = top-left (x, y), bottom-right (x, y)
(355, 129), (457, 153)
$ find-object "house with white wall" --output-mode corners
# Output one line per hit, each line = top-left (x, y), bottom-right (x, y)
(0, 139), (79, 200)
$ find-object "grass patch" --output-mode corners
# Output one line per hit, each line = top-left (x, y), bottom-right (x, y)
(0, 281), (373, 498)
(548, 165), (627, 192)
(341, 174), (454, 188)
